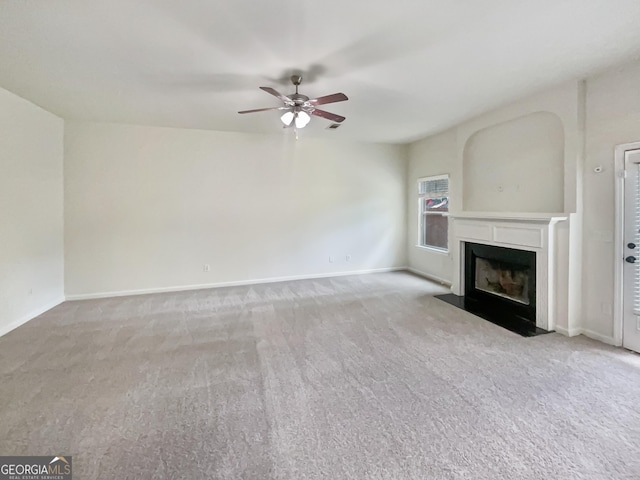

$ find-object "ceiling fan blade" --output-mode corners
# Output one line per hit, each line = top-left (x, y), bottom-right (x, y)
(308, 93), (348, 106)
(238, 106), (288, 114)
(309, 108), (346, 123)
(260, 87), (294, 105)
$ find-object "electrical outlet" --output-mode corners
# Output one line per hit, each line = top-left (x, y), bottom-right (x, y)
(28, 288), (33, 295)
(329, 256), (335, 263)
(203, 264), (210, 272)
(346, 255), (352, 262)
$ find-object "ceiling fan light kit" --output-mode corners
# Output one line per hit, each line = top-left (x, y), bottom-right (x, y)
(239, 75), (348, 134)
(282, 110), (310, 129)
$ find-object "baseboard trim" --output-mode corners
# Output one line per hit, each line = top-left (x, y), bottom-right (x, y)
(406, 267), (452, 287)
(553, 326), (617, 346)
(65, 267), (407, 300)
(553, 325), (582, 337)
(0, 297), (65, 338)
(581, 328), (617, 346)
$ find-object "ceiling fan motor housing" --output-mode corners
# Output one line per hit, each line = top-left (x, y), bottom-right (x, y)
(289, 93), (310, 106)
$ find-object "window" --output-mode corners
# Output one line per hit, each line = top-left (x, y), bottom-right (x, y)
(418, 175), (449, 251)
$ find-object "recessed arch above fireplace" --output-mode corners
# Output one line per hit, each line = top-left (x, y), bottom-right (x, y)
(462, 111), (565, 213)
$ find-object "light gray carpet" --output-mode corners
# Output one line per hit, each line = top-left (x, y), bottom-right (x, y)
(1, 272), (640, 479)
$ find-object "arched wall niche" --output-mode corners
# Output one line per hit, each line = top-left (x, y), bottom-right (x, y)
(462, 111), (565, 213)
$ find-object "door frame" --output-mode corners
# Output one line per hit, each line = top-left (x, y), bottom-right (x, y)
(613, 141), (640, 347)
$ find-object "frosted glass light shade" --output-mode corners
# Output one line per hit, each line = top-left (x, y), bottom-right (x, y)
(280, 111), (294, 126)
(295, 111), (311, 128)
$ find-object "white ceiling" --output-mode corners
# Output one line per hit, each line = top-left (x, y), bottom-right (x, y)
(1, 0), (640, 143)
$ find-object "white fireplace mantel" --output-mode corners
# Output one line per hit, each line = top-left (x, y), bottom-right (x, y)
(449, 212), (567, 331)
(447, 212), (568, 222)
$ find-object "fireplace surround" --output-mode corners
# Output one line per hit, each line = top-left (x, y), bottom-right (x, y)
(442, 212), (567, 334)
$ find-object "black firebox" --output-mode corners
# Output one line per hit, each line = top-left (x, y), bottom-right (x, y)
(464, 242), (536, 323)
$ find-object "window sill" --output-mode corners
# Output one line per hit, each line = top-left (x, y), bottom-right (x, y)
(415, 245), (449, 255)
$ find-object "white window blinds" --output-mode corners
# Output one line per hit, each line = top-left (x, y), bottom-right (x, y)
(419, 177), (449, 198)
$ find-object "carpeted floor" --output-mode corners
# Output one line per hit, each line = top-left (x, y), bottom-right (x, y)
(1, 272), (640, 479)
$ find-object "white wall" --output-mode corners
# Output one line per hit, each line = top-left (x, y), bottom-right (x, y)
(0, 87), (64, 336)
(407, 128), (458, 283)
(64, 122), (407, 297)
(583, 61), (640, 340)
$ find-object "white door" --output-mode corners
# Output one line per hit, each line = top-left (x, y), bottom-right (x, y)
(623, 149), (640, 353)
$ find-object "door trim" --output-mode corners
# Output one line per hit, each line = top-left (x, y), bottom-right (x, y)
(614, 141), (640, 347)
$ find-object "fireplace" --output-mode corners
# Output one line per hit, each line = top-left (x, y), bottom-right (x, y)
(465, 242), (536, 324)
(438, 212), (566, 335)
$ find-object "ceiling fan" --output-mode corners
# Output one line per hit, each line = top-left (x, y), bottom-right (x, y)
(238, 75), (348, 133)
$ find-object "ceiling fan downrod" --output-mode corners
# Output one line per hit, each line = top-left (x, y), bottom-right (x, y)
(291, 74), (302, 95)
